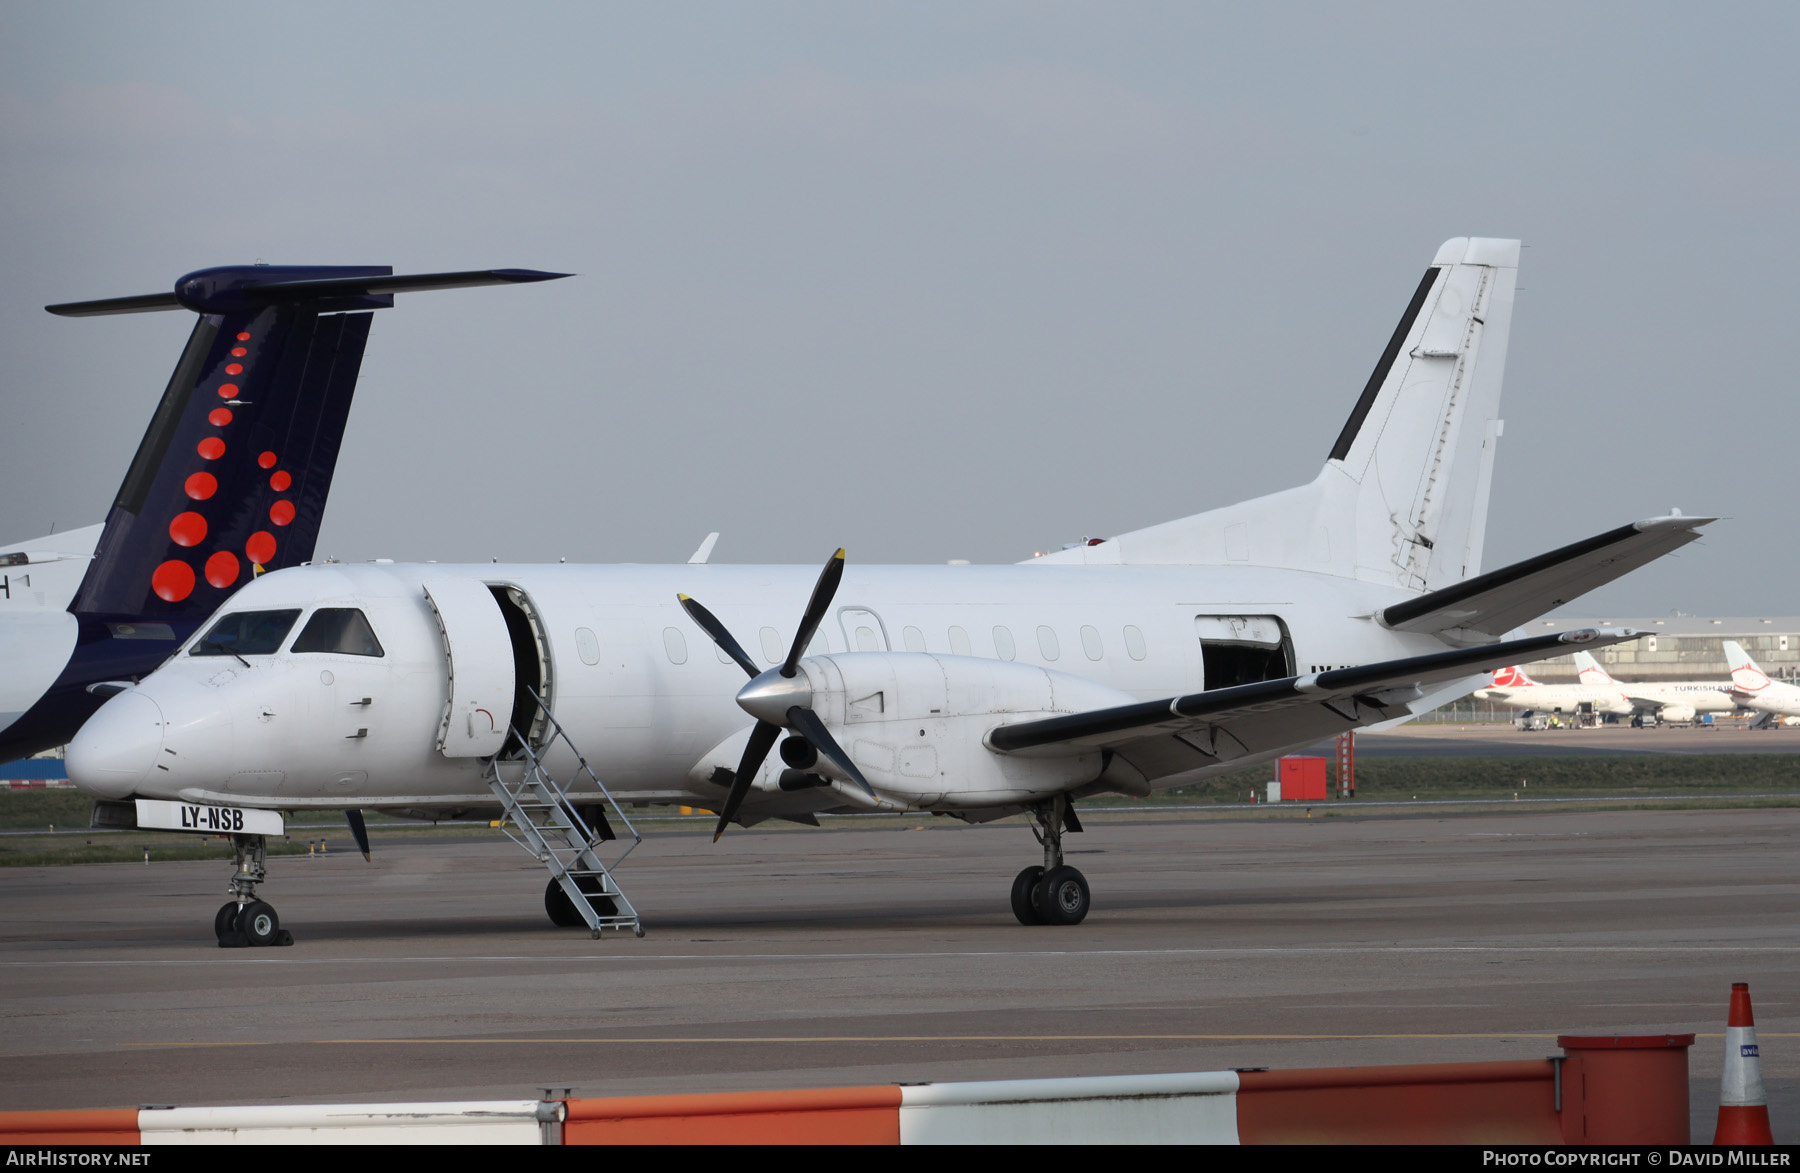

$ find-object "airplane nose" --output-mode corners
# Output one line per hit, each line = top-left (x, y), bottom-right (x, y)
(66, 691), (165, 798)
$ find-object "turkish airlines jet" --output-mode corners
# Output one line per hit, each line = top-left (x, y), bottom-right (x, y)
(1723, 641), (1800, 717)
(1471, 662), (1634, 717)
(66, 238), (1715, 944)
(1567, 651), (1737, 722)
(0, 266), (565, 764)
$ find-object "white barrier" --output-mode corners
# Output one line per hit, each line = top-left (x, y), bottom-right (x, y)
(138, 1100), (557, 1145)
(898, 1071), (1241, 1145)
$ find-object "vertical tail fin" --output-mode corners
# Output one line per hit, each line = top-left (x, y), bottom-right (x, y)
(71, 303), (370, 615)
(1042, 238), (1519, 590)
(53, 265), (569, 619)
(1491, 665), (1536, 688)
(1723, 641), (1771, 692)
(1572, 650), (1616, 685)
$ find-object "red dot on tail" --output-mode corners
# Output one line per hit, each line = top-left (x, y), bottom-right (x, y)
(236, 332), (251, 341)
(205, 550), (240, 589)
(169, 512), (207, 547)
(152, 560), (195, 602)
(270, 500), (296, 527)
(185, 472), (217, 500)
(270, 470), (292, 491)
(208, 407), (233, 427)
(258, 451), (277, 469)
(246, 531), (277, 565)
(230, 347), (247, 357)
(197, 437), (225, 460)
(225, 363), (243, 376)
(217, 383), (239, 399)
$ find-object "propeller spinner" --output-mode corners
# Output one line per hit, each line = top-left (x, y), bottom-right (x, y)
(678, 548), (874, 840)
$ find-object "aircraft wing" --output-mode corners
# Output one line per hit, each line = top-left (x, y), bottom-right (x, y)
(1379, 515), (1714, 640)
(986, 628), (1641, 783)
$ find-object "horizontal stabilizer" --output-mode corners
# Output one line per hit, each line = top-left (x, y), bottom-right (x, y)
(1378, 515), (1714, 639)
(987, 627), (1641, 784)
(47, 267), (570, 317)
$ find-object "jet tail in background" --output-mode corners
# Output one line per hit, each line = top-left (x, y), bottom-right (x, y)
(1571, 650), (1617, 685)
(1489, 665), (1537, 689)
(1723, 641), (1771, 692)
(60, 266), (568, 619)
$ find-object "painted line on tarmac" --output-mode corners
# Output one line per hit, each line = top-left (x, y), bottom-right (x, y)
(7, 943), (1799, 968)
(120, 1031), (1800, 1049)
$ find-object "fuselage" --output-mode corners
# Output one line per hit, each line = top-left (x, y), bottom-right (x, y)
(68, 558), (1475, 813)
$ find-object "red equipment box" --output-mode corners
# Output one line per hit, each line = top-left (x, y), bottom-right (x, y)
(1276, 756), (1327, 801)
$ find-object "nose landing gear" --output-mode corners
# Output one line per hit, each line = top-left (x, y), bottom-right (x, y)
(215, 834), (294, 948)
(1010, 795), (1090, 926)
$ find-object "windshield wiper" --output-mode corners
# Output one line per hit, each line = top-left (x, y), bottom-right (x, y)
(202, 639), (251, 668)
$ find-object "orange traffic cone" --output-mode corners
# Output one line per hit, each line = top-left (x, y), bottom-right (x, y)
(1713, 982), (1774, 1145)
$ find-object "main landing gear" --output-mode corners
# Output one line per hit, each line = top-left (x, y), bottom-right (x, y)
(215, 834), (294, 948)
(1010, 795), (1090, 926)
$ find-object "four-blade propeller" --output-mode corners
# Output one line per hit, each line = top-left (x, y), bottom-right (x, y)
(678, 548), (874, 841)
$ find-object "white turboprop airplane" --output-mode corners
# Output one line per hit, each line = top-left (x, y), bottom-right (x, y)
(1474, 651), (1737, 722)
(1723, 641), (1800, 717)
(65, 237), (1716, 945)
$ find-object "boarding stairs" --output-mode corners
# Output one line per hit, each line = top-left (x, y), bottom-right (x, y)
(483, 688), (644, 938)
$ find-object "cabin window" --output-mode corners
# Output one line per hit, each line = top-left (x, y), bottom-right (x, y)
(1195, 615), (1293, 690)
(663, 627), (688, 664)
(1124, 625), (1147, 660)
(993, 626), (1016, 661)
(1081, 625), (1103, 660)
(192, 609), (300, 657)
(855, 625), (880, 652)
(291, 608), (385, 657)
(715, 644), (735, 665)
(948, 626), (972, 656)
(1037, 626), (1061, 661)
(759, 626), (784, 663)
(903, 626), (927, 653)
(574, 627), (601, 666)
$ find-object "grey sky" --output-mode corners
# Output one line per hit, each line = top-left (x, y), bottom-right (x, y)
(2, 3), (1794, 613)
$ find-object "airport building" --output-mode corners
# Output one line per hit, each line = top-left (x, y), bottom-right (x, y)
(1522, 616), (1800, 683)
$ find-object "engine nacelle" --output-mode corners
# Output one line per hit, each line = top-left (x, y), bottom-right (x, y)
(691, 653), (1141, 810)
(1658, 703), (1696, 724)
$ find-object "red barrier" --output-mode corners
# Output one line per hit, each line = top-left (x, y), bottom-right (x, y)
(1238, 1061), (1563, 1144)
(564, 1085), (901, 1145)
(0, 1109), (141, 1144)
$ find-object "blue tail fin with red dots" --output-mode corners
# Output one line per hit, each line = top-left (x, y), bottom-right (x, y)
(70, 302), (371, 616)
(54, 265), (568, 618)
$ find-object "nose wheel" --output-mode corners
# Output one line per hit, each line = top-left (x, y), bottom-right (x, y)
(1010, 796), (1090, 926)
(214, 835), (294, 947)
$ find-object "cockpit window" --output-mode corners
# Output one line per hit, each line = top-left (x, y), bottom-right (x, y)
(191, 610), (301, 656)
(291, 608), (385, 657)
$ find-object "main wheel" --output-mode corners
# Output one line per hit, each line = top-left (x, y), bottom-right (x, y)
(214, 901), (241, 941)
(545, 877), (617, 927)
(1036, 866), (1090, 926)
(238, 900), (281, 946)
(1010, 866), (1045, 925)
(545, 879), (583, 927)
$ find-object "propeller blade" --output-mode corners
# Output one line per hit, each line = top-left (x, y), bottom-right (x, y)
(783, 549), (845, 678)
(785, 706), (875, 798)
(345, 809), (371, 861)
(714, 720), (782, 841)
(678, 593), (759, 678)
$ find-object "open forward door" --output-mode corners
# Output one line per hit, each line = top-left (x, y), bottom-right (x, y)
(422, 578), (516, 758)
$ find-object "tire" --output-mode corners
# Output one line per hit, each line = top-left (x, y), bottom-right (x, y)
(214, 902), (241, 941)
(545, 879), (583, 927)
(1037, 866), (1090, 926)
(239, 901), (280, 946)
(1010, 866), (1045, 925)
(545, 877), (616, 927)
